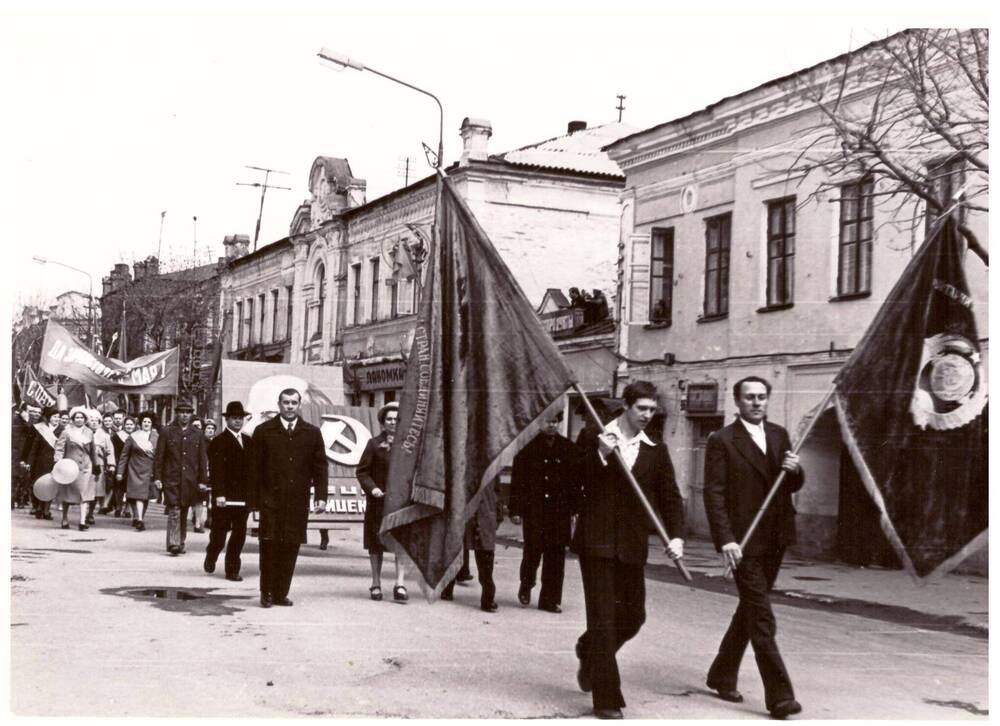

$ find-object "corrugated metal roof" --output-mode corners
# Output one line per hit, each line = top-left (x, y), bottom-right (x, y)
(497, 122), (638, 177)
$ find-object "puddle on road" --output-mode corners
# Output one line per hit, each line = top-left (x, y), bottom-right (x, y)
(792, 575), (831, 581)
(102, 586), (253, 617)
(924, 699), (988, 716)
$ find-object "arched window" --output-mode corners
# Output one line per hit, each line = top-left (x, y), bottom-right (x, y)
(313, 263), (326, 339)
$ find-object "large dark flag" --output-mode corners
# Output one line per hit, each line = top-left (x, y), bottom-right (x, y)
(834, 218), (987, 577)
(380, 176), (574, 596)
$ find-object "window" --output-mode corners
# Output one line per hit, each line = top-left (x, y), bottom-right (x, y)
(649, 228), (674, 324)
(235, 301), (244, 349)
(258, 293), (266, 344)
(247, 297), (255, 345)
(926, 157), (966, 231)
(370, 258), (380, 321)
(766, 198), (796, 307)
(314, 264), (326, 339)
(284, 286), (293, 341)
(838, 177), (873, 296)
(390, 274), (399, 319)
(703, 213), (731, 318)
(271, 289), (279, 343)
(351, 263), (362, 325)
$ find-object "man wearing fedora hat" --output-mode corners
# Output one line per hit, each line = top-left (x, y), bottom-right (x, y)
(204, 401), (253, 581)
(154, 399), (208, 555)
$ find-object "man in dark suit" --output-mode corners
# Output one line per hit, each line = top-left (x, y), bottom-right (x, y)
(154, 400), (209, 555)
(703, 376), (804, 720)
(204, 401), (253, 581)
(509, 409), (579, 613)
(250, 388), (328, 608)
(570, 380), (684, 720)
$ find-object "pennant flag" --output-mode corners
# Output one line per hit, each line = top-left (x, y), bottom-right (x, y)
(39, 320), (179, 395)
(22, 366), (57, 408)
(380, 176), (574, 596)
(834, 218), (987, 577)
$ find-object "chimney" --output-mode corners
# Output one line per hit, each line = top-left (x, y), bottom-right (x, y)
(144, 256), (160, 277)
(102, 276), (112, 296)
(223, 234), (251, 261)
(567, 120), (587, 134)
(459, 117), (492, 166)
(133, 260), (147, 281)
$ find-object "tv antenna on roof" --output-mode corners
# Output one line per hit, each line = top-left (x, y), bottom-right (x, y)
(236, 165), (291, 251)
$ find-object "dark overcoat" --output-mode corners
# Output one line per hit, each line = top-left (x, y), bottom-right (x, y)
(208, 430), (252, 503)
(570, 426), (684, 565)
(153, 422), (209, 507)
(703, 419), (804, 556)
(250, 416), (328, 544)
(356, 431), (390, 552)
(509, 432), (580, 549)
(463, 481), (498, 551)
(21, 424), (56, 482)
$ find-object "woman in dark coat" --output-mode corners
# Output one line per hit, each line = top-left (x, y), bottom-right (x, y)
(117, 412), (158, 531)
(21, 407), (59, 520)
(356, 402), (407, 602)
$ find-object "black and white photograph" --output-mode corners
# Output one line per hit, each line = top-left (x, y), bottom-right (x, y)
(3, 0), (990, 719)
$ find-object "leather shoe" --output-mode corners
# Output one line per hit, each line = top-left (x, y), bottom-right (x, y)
(440, 589), (454, 601)
(273, 597), (293, 607)
(168, 546), (180, 556)
(225, 574), (243, 582)
(538, 603), (562, 613)
(260, 594), (273, 608)
(575, 642), (592, 693)
(594, 708), (623, 720)
(480, 600), (498, 612)
(707, 683), (744, 703)
(456, 570), (474, 583)
(203, 558), (216, 574)
(517, 582), (531, 606)
(769, 700), (802, 719)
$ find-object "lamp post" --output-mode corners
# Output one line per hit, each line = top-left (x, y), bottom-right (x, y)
(32, 256), (94, 347)
(316, 48), (444, 171)
(316, 48), (444, 308)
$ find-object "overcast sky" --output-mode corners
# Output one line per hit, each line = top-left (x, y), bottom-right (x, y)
(1, 0), (989, 311)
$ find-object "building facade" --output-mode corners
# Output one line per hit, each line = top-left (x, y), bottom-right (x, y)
(605, 33), (988, 566)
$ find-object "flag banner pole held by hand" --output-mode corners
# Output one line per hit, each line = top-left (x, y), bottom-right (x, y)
(572, 382), (693, 583)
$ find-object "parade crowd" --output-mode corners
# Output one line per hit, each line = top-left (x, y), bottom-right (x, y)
(12, 378), (805, 721)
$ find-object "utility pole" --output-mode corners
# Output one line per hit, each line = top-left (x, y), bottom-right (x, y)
(236, 165), (291, 252)
(398, 156), (415, 186)
(192, 215), (198, 260)
(157, 210), (166, 259)
(616, 94), (626, 122)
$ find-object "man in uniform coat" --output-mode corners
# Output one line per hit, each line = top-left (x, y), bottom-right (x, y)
(509, 409), (580, 613)
(571, 380), (684, 720)
(204, 401), (253, 581)
(703, 376), (803, 720)
(249, 388), (328, 608)
(154, 400), (208, 555)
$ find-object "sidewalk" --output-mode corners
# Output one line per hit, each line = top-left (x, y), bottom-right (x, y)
(497, 519), (988, 635)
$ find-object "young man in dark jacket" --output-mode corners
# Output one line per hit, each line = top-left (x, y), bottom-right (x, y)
(204, 401), (253, 581)
(153, 401), (208, 555)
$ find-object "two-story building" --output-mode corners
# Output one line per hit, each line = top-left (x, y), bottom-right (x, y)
(604, 32), (988, 566)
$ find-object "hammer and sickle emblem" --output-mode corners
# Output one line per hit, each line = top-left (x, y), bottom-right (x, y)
(320, 415), (373, 466)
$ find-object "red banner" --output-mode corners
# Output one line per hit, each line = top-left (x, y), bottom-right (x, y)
(39, 320), (179, 395)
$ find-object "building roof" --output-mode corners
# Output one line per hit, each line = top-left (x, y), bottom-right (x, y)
(159, 261), (218, 283)
(605, 31), (907, 152)
(496, 122), (638, 177)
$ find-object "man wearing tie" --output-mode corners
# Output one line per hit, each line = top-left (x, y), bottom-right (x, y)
(250, 388), (328, 608)
(703, 376), (804, 720)
(204, 401), (253, 582)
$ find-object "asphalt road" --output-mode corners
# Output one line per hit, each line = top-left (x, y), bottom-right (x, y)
(9, 506), (988, 719)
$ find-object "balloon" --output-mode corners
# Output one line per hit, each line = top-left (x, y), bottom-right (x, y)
(52, 458), (80, 485)
(33, 474), (58, 502)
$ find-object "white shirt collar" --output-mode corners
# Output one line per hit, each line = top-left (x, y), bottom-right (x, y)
(738, 416), (765, 435)
(605, 417), (655, 448)
(283, 417), (296, 431)
(228, 427), (243, 441)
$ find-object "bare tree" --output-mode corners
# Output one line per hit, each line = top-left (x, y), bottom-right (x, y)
(788, 29), (988, 264)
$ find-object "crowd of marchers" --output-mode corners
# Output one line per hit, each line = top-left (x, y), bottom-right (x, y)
(11, 377), (806, 721)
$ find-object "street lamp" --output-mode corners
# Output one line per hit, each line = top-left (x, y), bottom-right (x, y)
(316, 48), (444, 172)
(32, 256), (94, 347)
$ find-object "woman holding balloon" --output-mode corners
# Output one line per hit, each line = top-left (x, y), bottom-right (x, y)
(53, 407), (99, 531)
(21, 407), (59, 519)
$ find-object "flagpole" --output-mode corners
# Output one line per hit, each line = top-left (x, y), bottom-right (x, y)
(572, 382), (693, 582)
(735, 385), (837, 561)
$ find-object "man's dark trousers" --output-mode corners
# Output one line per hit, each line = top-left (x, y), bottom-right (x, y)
(707, 548), (794, 709)
(205, 507), (248, 577)
(259, 540), (300, 601)
(519, 541), (566, 607)
(576, 556), (646, 710)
